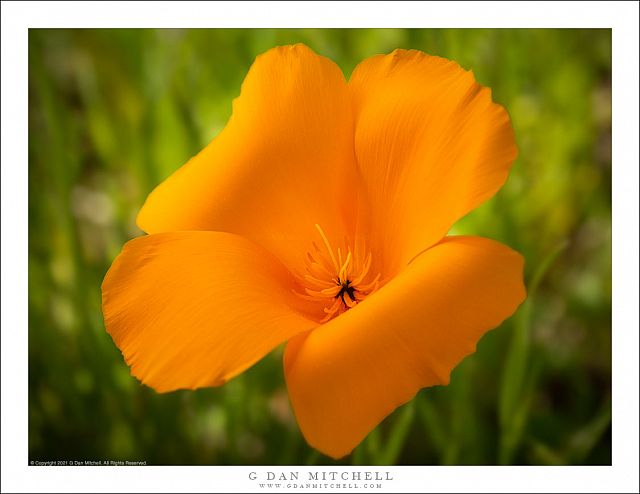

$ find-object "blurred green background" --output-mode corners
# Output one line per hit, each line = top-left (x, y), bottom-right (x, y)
(28, 29), (611, 465)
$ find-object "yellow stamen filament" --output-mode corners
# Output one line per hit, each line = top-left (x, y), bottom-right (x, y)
(295, 224), (381, 323)
(315, 224), (339, 273)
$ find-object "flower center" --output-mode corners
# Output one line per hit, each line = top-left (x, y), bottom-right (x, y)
(336, 279), (356, 306)
(296, 224), (380, 323)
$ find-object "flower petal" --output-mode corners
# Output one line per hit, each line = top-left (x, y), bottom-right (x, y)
(349, 50), (518, 276)
(137, 44), (357, 273)
(284, 236), (525, 459)
(102, 231), (316, 393)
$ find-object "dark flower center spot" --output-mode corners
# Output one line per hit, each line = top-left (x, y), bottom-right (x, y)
(336, 279), (356, 305)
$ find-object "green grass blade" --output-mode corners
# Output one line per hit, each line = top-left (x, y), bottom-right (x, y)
(377, 401), (415, 465)
(565, 400), (612, 463)
(499, 240), (569, 464)
(416, 393), (447, 458)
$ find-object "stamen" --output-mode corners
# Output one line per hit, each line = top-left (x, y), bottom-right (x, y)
(315, 224), (339, 273)
(356, 273), (381, 292)
(338, 250), (352, 281)
(296, 225), (381, 322)
(343, 289), (358, 308)
(350, 252), (372, 285)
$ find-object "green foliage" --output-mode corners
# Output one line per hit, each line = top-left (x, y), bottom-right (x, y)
(28, 29), (611, 465)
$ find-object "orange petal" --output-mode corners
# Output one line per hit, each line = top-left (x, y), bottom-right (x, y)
(284, 236), (525, 459)
(102, 231), (316, 393)
(349, 50), (518, 277)
(137, 44), (357, 274)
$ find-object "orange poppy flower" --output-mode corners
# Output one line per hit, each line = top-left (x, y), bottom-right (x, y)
(102, 44), (526, 459)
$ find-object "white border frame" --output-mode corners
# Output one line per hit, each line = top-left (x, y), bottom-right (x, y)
(2, 1), (638, 493)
